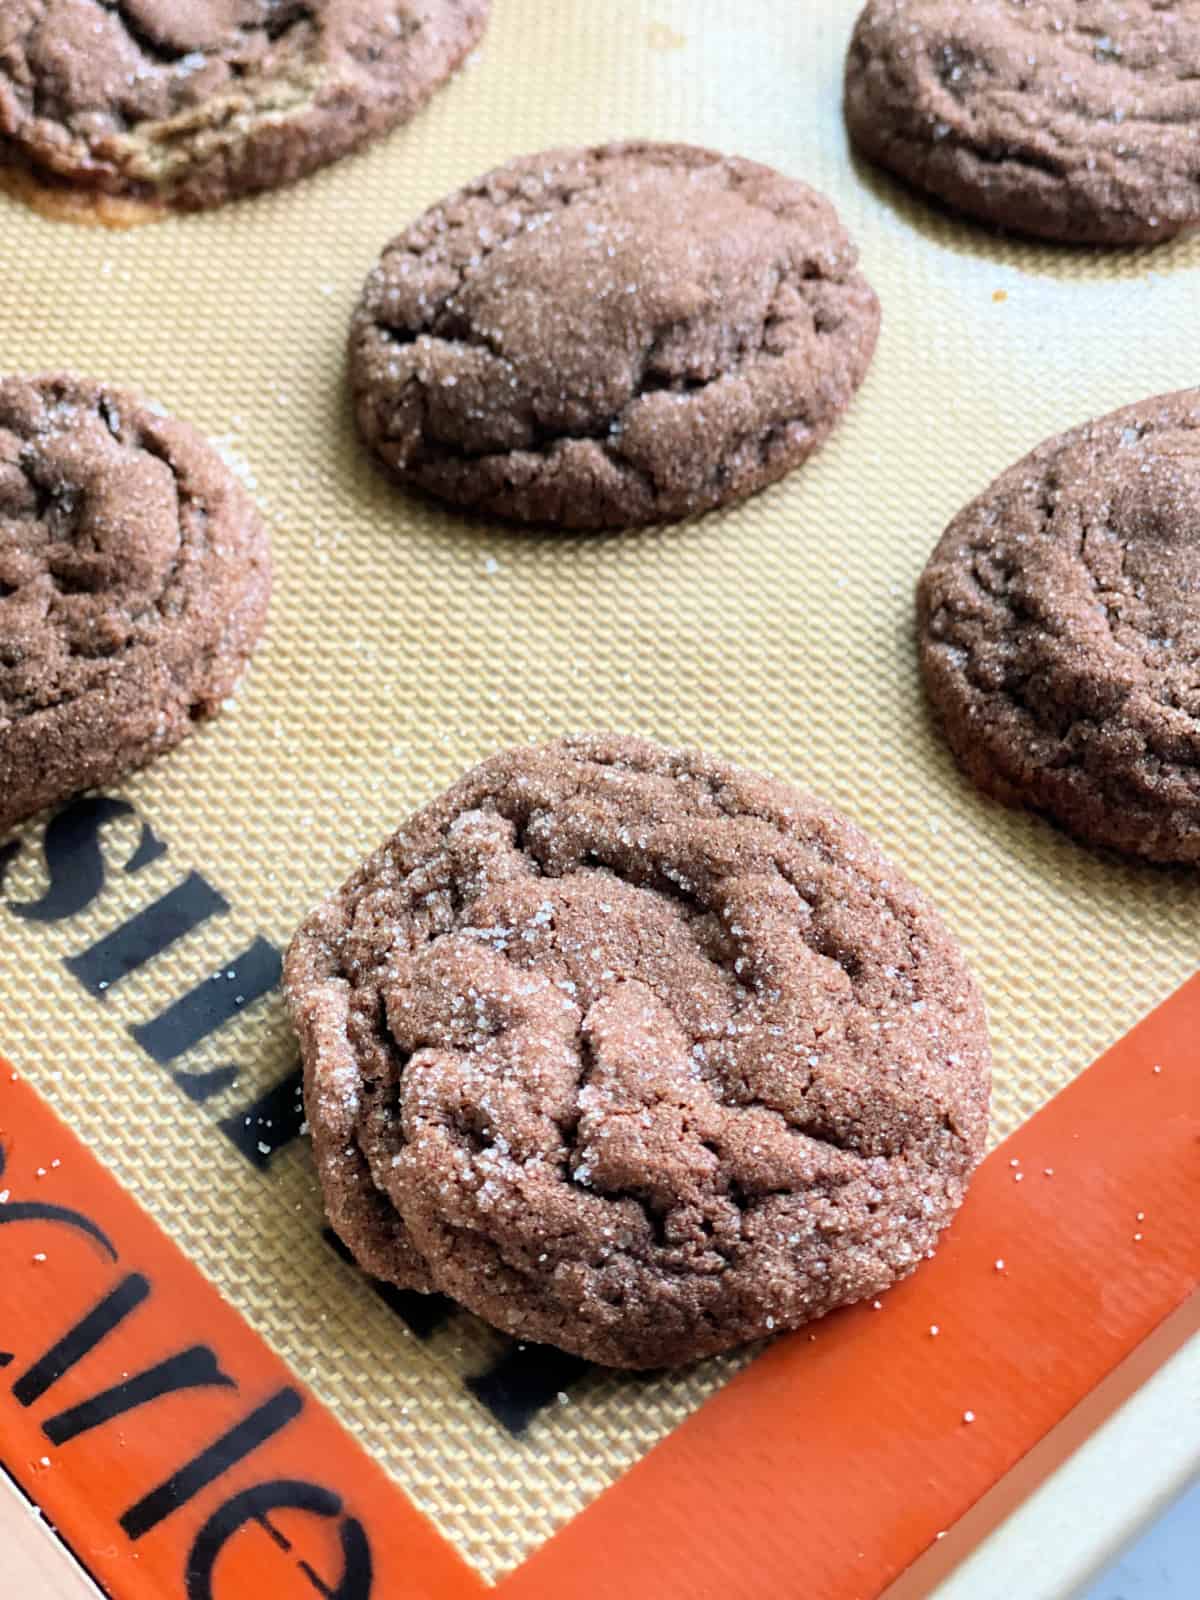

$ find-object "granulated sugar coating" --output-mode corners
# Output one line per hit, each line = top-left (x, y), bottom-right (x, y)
(919, 389), (1200, 863)
(845, 0), (1200, 245)
(285, 734), (990, 1368)
(0, 373), (270, 831)
(350, 141), (880, 529)
(0, 0), (489, 211)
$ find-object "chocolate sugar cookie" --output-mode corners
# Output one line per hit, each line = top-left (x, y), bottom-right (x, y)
(0, 374), (270, 832)
(285, 735), (990, 1368)
(845, 1), (1200, 245)
(0, 2), (489, 212)
(919, 391), (1200, 862)
(349, 142), (880, 529)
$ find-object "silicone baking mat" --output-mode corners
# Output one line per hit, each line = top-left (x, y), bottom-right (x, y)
(1, 2), (1198, 1595)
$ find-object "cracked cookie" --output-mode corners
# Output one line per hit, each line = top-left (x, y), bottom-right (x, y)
(844, 0), (1200, 245)
(285, 734), (990, 1368)
(918, 390), (1200, 862)
(0, 373), (270, 832)
(348, 142), (881, 529)
(0, 1), (489, 211)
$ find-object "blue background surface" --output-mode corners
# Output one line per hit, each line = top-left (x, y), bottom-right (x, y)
(1079, 1479), (1199, 1600)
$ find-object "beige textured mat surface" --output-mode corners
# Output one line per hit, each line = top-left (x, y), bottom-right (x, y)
(2, 0), (1199, 1581)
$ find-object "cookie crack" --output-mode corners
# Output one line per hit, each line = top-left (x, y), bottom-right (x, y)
(0, 403), (195, 713)
(108, 2), (191, 65)
(377, 264), (829, 501)
(103, 1), (317, 66)
(867, 17), (1200, 191)
(941, 126), (1067, 183)
(932, 430), (1200, 793)
(355, 793), (911, 1183)
(382, 373), (670, 502)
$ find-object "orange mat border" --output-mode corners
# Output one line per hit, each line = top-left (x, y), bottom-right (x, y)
(0, 1063), (484, 1600)
(2, 970), (1198, 1599)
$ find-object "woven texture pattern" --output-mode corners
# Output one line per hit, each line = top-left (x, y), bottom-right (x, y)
(2, 0), (1199, 1580)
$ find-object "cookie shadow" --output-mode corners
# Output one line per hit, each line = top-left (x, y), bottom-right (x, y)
(848, 147), (1200, 284)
